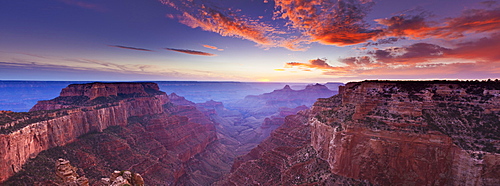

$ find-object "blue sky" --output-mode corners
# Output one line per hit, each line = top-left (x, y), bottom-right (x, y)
(1, 0), (499, 83)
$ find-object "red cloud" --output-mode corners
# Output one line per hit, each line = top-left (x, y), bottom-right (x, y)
(161, 0), (500, 53)
(274, 0), (379, 46)
(202, 44), (224, 51)
(377, 6), (500, 40)
(287, 33), (500, 78)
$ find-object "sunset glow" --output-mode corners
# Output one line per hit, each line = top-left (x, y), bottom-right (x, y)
(0, 0), (499, 82)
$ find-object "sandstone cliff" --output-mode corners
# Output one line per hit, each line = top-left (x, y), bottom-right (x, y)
(224, 80), (500, 185)
(0, 82), (224, 185)
(311, 81), (500, 185)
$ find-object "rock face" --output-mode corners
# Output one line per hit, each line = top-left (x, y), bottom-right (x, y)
(30, 82), (164, 111)
(0, 83), (168, 183)
(217, 111), (371, 185)
(55, 158), (89, 186)
(223, 80), (500, 185)
(101, 170), (144, 186)
(310, 81), (500, 185)
(214, 84), (335, 156)
(0, 82), (223, 185)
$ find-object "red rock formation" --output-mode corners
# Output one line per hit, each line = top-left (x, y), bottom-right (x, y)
(59, 82), (160, 100)
(30, 82), (165, 112)
(217, 112), (371, 185)
(0, 82), (222, 184)
(223, 80), (500, 185)
(311, 81), (500, 185)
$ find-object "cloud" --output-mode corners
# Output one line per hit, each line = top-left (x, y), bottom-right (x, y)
(161, 0), (379, 49)
(445, 33), (500, 61)
(202, 44), (224, 51)
(369, 43), (451, 64)
(366, 34), (500, 65)
(161, 0), (500, 53)
(284, 32), (500, 78)
(274, 0), (380, 46)
(161, 0), (274, 46)
(285, 58), (352, 74)
(108, 45), (153, 52)
(58, 0), (106, 11)
(363, 37), (401, 46)
(377, 6), (500, 40)
(164, 48), (216, 56)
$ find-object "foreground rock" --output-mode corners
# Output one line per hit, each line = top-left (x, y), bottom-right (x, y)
(222, 80), (500, 185)
(55, 158), (89, 186)
(100, 170), (144, 186)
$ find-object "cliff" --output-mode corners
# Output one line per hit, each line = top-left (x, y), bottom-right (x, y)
(223, 80), (500, 185)
(311, 81), (500, 185)
(216, 111), (372, 185)
(0, 82), (222, 185)
(29, 82), (164, 111)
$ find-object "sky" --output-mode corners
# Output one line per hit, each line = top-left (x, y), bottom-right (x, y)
(1, 0), (499, 83)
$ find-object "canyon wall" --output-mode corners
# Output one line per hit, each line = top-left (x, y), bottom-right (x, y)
(0, 83), (169, 183)
(310, 81), (500, 185)
(225, 81), (500, 185)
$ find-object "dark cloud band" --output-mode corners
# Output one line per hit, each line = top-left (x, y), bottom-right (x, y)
(164, 48), (216, 56)
(108, 45), (153, 52)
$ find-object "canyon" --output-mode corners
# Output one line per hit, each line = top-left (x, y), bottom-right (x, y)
(0, 81), (337, 185)
(1, 80), (499, 185)
(0, 82), (222, 185)
(221, 80), (500, 185)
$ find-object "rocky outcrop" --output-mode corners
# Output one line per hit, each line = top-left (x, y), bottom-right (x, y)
(224, 80), (500, 185)
(55, 158), (89, 186)
(101, 170), (144, 186)
(311, 81), (500, 185)
(30, 82), (164, 111)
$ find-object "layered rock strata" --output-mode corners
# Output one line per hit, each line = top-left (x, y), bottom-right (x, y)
(0, 82), (222, 184)
(224, 80), (500, 185)
(55, 158), (89, 186)
(310, 81), (500, 185)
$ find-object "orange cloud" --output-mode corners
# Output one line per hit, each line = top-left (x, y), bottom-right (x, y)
(285, 58), (356, 75)
(202, 44), (224, 51)
(285, 32), (500, 78)
(164, 48), (216, 56)
(162, 0), (274, 46)
(274, 0), (379, 46)
(161, 0), (500, 53)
